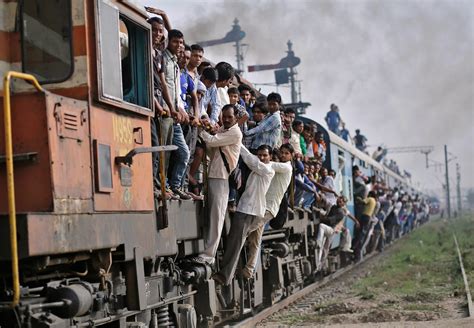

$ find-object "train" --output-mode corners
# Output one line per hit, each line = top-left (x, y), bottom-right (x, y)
(0, 1), (423, 327)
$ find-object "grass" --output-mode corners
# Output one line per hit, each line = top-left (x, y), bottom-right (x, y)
(353, 213), (474, 302)
(263, 214), (474, 325)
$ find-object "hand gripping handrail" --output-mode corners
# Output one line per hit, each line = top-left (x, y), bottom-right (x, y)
(3, 71), (44, 307)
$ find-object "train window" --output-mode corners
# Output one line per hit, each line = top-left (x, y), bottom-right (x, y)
(20, 0), (74, 84)
(95, 0), (152, 113)
(120, 16), (150, 108)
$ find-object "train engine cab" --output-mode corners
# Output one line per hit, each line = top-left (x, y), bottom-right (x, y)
(0, 1), (202, 327)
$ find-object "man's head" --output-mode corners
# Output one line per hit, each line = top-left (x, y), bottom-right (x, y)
(314, 161), (322, 173)
(336, 196), (347, 207)
(188, 44), (204, 69)
(353, 165), (361, 177)
(201, 67), (218, 88)
(292, 120), (304, 134)
(252, 102), (268, 123)
(250, 90), (257, 105)
(279, 143), (294, 162)
(267, 92), (282, 114)
(167, 29), (184, 55)
(320, 167), (328, 178)
(368, 191), (376, 198)
(315, 131), (324, 143)
(303, 124), (314, 141)
(329, 169), (336, 178)
(257, 145), (272, 164)
(148, 17), (165, 49)
(283, 108), (296, 126)
(221, 104), (238, 129)
(355, 129), (360, 135)
(330, 103), (338, 111)
(216, 62), (235, 88)
(227, 87), (240, 105)
(178, 44), (191, 69)
(198, 61), (211, 75)
(238, 84), (252, 105)
(196, 81), (206, 101)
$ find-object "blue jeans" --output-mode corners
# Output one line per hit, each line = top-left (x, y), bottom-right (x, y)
(169, 124), (190, 189)
(302, 191), (315, 209)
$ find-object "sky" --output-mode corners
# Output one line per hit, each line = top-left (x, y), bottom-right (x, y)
(137, 0), (473, 198)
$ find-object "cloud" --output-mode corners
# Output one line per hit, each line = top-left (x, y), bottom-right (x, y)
(139, 0), (474, 194)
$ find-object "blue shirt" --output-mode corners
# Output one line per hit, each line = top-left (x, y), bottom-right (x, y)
(325, 110), (340, 128)
(244, 111), (281, 149)
(202, 84), (221, 124)
(180, 70), (195, 112)
(340, 128), (350, 142)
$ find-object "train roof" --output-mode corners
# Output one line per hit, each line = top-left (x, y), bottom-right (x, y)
(300, 115), (408, 184)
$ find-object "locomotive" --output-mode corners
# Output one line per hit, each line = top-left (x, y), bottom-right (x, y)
(0, 1), (419, 327)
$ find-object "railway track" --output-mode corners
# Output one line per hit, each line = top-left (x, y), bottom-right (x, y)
(453, 233), (473, 318)
(228, 252), (379, 327)
(227, 219), (474, 327)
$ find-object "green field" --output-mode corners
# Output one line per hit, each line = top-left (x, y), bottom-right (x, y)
(353, 213), (474, 312)
(262, 213), (474, 326)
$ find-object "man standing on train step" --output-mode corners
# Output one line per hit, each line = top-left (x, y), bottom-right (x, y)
(241, 143), (294, 280)
(212, 144), (275, 285)
(191, 104), (242, 265)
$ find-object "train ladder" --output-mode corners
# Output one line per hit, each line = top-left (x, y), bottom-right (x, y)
(2, 71), (44, 308)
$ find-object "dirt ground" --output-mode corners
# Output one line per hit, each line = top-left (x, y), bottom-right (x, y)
(258, 216), (473, 327)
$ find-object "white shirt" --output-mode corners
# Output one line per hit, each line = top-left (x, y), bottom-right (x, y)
(237, 146), (275, 218)
(217, 86), (230, 107)
(322, 175), (337, 206)
(199, 124), (242, 179)
(266, 161), (293, 217)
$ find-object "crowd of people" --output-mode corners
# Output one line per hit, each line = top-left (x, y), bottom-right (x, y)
(144, 7), (431, 283)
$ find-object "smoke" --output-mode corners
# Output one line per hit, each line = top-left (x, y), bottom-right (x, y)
(138, 0), (474, 193)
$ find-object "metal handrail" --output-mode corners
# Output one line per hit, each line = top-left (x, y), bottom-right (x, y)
(2, 71), (44, 307)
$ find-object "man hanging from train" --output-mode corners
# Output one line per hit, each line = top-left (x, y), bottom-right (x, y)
(212, 144), (275, 285)
(241, 143), (294, 280)
(244, 92), (282, 152)
(191, 104), (242, 265)
(316, 196), (359, 272)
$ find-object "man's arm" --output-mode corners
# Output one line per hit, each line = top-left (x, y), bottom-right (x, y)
(159, 72), (175, 117)
(190, 90), (199, 125)
(199, 127), (241, 148)
(145, 7), (172, 30)
(245, 115), (279, 136)
(310, 178), (338, 195)
(356, 196), (369, 204)
(208, 88), (222, 125)
(344, 209), (360, 228)
(271, 161), (292, 174)
(240, 145), (274, 176)
(295, 176), (316, 193)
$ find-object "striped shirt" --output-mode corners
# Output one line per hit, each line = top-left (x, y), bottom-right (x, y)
(244, 111), (281, 149)
(162, 49), (180, 111)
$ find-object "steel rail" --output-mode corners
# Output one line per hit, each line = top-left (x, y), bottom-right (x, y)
(229, 253), (378, 327)
(453, 233), (473, 317)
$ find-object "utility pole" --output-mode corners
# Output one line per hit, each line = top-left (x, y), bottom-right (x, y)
(456, 163), (461, 214)
(233, 19), (244, 75)
(444, 145), (451, 218)
(287, 40), (297, 103)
